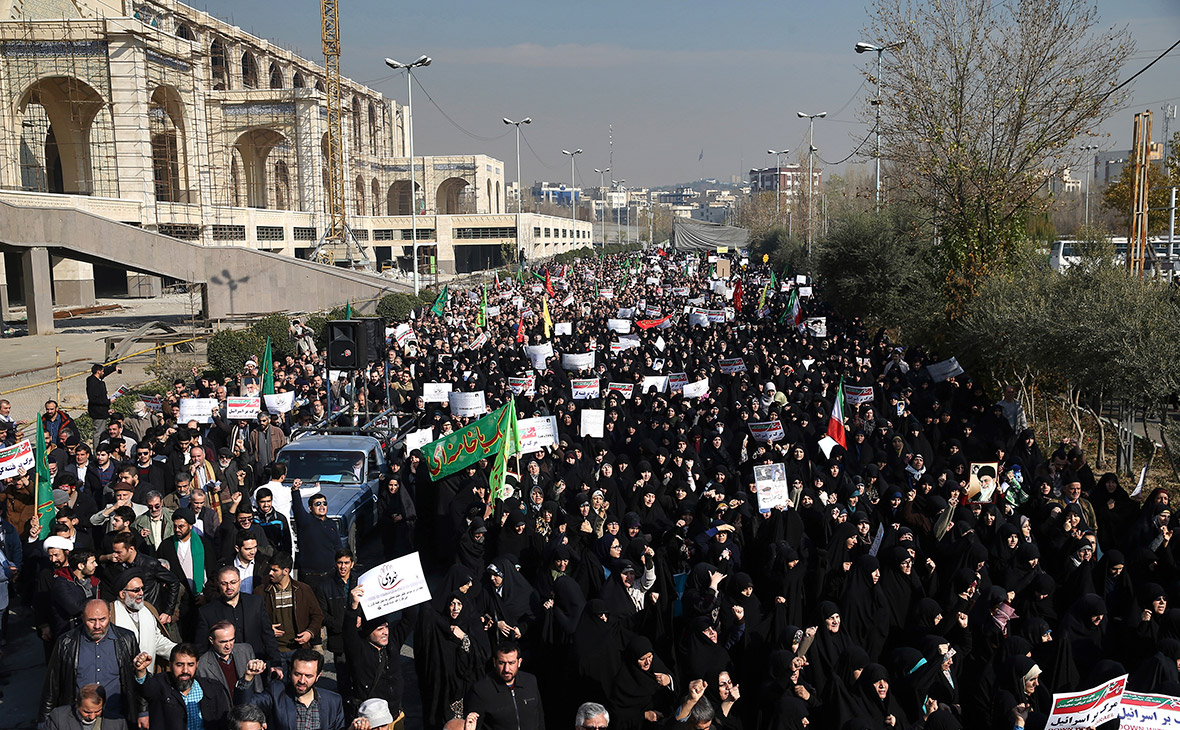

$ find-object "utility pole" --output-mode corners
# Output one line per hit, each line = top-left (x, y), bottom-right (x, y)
(798, 111), (826, 256)
(1129, 110), (1153, 278)
(855, 40), (904, 208)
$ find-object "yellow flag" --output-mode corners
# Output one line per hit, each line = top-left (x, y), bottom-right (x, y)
(542, 297), (552, 339)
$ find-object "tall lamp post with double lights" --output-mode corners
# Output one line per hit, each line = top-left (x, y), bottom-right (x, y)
(504, 117), (531, 261)
(561, 148), (582, 240)
(855, 40), (904, 207)
(767, 148), (789, 220)
(613, 179), (626, 244)
(594, 167), (610, 247)
(797, 111), (826, 255)
(385, 54), (431, 294)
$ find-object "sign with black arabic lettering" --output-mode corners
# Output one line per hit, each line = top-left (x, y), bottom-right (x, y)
(1047, 675), (1126, 729)
(356, 552), (431, 620)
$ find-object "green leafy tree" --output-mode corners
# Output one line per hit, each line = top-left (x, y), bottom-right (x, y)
(1101, 154), (1175, 236)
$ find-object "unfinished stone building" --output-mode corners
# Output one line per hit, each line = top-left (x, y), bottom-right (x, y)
(0, 0), (591, 311)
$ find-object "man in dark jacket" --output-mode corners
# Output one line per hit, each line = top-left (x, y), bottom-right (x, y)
(235, 648), (346, 730)
(140, 643), (232, 730)
(342, 585), (418, 719)
(263, 551), (323, 655)
(465, 642), (546, 730)
(290, 480), (340, 588)
(86, 362), (119, 448)
(196, 620), (264, 696)
(50, 549), (100, 639)
(157, 508), (217, 635)
(108, 532), (182, 619)
(313, 549), (356, 693)
(40, 599), (151, 726)
(196, 564), (280, 666)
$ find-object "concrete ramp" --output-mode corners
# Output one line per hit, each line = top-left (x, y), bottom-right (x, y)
(0, 199), (408, 332)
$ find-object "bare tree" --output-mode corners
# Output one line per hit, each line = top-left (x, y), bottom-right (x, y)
(868, 0), (1133, 309)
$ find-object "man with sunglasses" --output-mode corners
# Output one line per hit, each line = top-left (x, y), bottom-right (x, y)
(289, 480), (340, 590)
(111, 569), (177, 669)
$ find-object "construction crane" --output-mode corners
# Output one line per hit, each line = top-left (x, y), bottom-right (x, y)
(314, 0), (369, 268)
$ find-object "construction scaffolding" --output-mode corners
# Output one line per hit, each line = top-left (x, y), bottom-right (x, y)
(0, 22), (121, 198)
(1128, 109), (1153, 278)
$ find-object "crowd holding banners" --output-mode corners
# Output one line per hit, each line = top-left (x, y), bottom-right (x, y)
(1, 247), (1178, 730)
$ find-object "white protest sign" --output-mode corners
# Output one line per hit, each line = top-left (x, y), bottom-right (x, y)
(799, 286), (813, 298)
(142, 394), (163, 412)
(508, 376), (536, 396)
(607, 318), (632, 334)
(423, 383), (453, 403)
(641, 376), (668, 393)
(1048, 675), (1127, 729)
(844, 384), (875, 406)
(607, 382), (635, 399)
(571, 378), (600, 400)
(524, 343), (554, 370)
(599, 288), (615, 299)
(668, 373), (689, 392)
(616, 335), (641, 351)
(818, 435), (840, 459)
(404, 427), (435, 453)
(0, 440), (35, 480)
(655, 336), (666, 352)
(485, 305), (502, 318)
(562, 352), (595, 371)
(754, 463), (790, 513)
(555, 322), (573, 336)
(749, 420), (786, 442)
(263, 392), (296, 414)
(719, 358), (746, 374)
(517, 416), (559, 452)
(617, 307), (635, 319)
(1121, 691), (1180, 730)
(928, 357), (965, 383)
(226, 397), (260, 420)
(178, 398), (217, 423)
(682, 378), (710, 399)
(356, 552), (432, 620)
(449, 391), (487, 417)
(580, 409), (605, 438)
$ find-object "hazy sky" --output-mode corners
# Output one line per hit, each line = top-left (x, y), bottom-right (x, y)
(200, 0), (1180, 188)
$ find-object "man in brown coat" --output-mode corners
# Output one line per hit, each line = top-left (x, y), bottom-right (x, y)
(262, 551), (323, 657)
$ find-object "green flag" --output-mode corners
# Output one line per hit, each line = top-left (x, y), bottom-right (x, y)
(35, 414), (55, 534)
(489, 397), (521, 504)
(478, 286), (487, 328)
(430, 286), (449, 317)
(261, 337), (275, 396)
(423, 402), (517, 481)
(345, 300), (352, 319)
(770, 271), (777, 287)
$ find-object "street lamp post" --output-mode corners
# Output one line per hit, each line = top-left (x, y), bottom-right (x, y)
(561, 148), (582, 242)
(503, 118), (531, 214)
(1080, 144), (1100, 227)
(855, 41), (904, 207)
(504, 117), (531, 262)
(767, 149), (789, 220)
(594, 167), (610, 247)
(385, 54), (432, 295)
(797, 111), (826, 255)
(618, 180), (627, 245)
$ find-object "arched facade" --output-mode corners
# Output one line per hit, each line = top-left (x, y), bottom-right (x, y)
(18, 76), (115, 197)
(438, 176), (471, 215)
(268, 63), (283, 89)
(148, 86), (188, 203)
(210, 37), (228, 90)
(241, 51), (259, 89)
(233, 128), (288, 208)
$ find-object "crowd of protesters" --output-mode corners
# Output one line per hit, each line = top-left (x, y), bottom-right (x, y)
(0, 248), (1167, 730)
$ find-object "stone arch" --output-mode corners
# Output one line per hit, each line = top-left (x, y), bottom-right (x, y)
(292, 70), (306, 88)
(438, 176), (471, 215)
(486, 180), (492, 213)
(355, 175), (365, 216)
(176, 23), (195, 41)
(241, 51), (259, 89)
(148, 85), (188, 202)
(274, 159), (291, 210)
(387, 180), (419, 215)
(314, 78), (325, 93)
(210, 37), (229, 90)
(18, 76), (111, 196)
(268, 63), (283, 89)
(368, 102), (378, 156)
(371, 178), (380, 215)
(496, 181), (501, 214)
(233, 128), (287, 208)
(351, 95), (361, 152)
(230, 148), (244, 207)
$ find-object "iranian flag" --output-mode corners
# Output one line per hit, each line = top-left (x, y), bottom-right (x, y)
(826, 376), (847, 449)
(780, 289), (803, 328)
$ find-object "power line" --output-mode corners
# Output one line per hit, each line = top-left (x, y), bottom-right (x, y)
(409, 73), (512, 142)
(518, 128), (556, 171)
(817, 126), (876, 167)
(1100, 37), (1180, 105)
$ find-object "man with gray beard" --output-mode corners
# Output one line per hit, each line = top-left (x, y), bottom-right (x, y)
(139, 644), (232, 730)
(110, 570), (176, 667)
